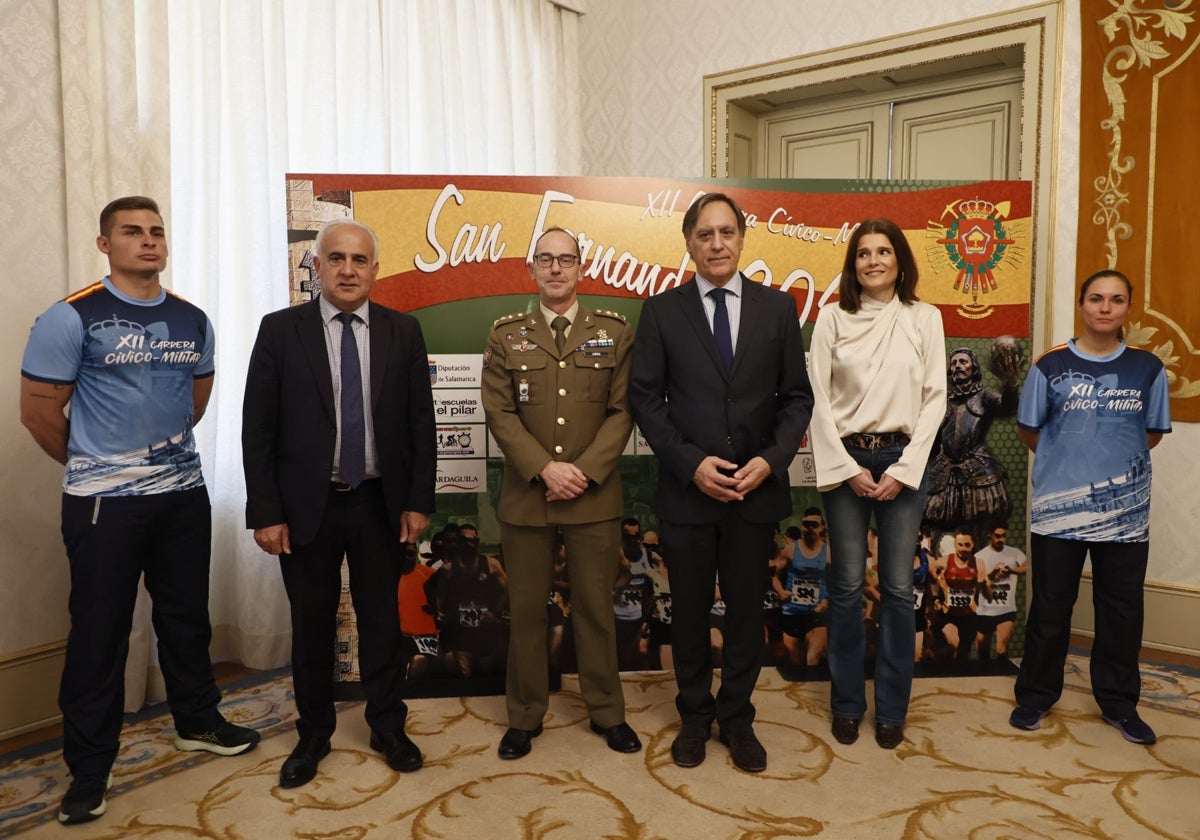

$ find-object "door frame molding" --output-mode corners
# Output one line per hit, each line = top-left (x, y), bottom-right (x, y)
(704, 2), (1065, 350)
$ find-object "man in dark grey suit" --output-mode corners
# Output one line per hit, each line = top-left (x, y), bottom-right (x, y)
(630, 193), (812, 772)
(242, 219), (436, 788)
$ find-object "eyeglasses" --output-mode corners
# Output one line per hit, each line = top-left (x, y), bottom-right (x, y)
(801, 520), (822, 529)
(533, 253), (579, 269)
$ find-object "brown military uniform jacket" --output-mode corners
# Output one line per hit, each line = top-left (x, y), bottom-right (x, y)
(481, 304), (632, 526)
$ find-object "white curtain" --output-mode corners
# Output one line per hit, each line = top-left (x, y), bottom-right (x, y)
(58, 0), (173, 283)
(58, 0), (582, 709)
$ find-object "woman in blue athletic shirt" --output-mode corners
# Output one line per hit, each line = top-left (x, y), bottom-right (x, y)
(1008, 270), (1171, 746)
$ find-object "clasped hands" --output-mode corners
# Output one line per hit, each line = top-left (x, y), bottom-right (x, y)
(846, 468), (903, 501)
(692, 455), (771, 502)
(540, 460), (590, 502)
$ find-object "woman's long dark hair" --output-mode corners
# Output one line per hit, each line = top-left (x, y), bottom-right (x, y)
(837, 219), (920, 312)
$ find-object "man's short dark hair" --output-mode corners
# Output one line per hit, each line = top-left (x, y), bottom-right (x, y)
(621, 517), (640, 530)
(100, 196), (161, 238)
(459, 523), (479, 546)
(401, 543), (418, 575)
(429, 532), (448, 560)
(681, 192), (747, 239)
(621, 531), (643, 561)
(803, 506), (823, 519)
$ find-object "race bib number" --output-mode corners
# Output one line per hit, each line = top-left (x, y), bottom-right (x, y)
(619, 588), (645, 609)
(948, 589), (973, 610)
(458, 602), (484, 628)
(413, 634), (438, 656)
(790, 579), (821, 607)
(655, 594), (672, 622)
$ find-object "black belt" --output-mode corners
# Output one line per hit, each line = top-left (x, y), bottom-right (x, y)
(330, 478), (379, 492)
(842, 432), (910, 450)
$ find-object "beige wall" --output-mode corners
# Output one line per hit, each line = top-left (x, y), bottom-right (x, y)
(0, 0), (72, 736)
(1, 0), (72, 652)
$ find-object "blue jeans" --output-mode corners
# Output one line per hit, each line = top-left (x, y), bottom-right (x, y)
(821, 445), (928, 725)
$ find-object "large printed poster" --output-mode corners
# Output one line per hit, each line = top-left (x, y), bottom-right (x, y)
(284, 175), (1033, 691)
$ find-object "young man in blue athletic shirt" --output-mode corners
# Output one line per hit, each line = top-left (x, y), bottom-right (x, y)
(20, 196), (259, 826)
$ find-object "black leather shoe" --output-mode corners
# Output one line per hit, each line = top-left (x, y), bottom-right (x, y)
(497, 725), (543, 760)
(875, 722), (904, 750)
(589, 721), (642, 753)
(369, 729), (423, 772)
(719, 725), (767, 773)
(670, 723), (710, 768)
(831, 716), (861, 745)
(279, 735), (331, 788)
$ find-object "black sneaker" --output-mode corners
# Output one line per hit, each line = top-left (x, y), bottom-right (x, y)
(174, 721), (261, 756)
(1103, 713), (1157, 745)
(1009, 705), (1049, 731)
(58, 772), (112, 824)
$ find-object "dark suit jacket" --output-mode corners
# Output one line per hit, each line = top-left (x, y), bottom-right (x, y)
(242, 299), (436, 545)
(629, 275), (813, 524)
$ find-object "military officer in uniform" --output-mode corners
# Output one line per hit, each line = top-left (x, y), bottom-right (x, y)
(482, 226), (641, 759)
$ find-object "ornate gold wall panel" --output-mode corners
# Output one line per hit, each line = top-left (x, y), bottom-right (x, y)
(1080, 0), (1200, 419)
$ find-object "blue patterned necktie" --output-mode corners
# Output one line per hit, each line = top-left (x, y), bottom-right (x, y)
(336, 312), (366, 488)
(709, 288), (734, 373)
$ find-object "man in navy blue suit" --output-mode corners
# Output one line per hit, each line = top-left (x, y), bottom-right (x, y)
(630, 193), (813, 772)
(242, 219), (436, 788)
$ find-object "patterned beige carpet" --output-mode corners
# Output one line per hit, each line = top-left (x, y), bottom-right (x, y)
(3, 655), (1198, 839)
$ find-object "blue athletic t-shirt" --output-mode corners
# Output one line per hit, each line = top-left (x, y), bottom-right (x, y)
(1017, 340), (1170, 542)
(21, 277), (215, 497)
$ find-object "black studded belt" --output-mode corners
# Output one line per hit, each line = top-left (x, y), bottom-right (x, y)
(841, 432), (910, 450)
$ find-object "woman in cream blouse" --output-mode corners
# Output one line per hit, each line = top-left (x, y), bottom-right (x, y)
(808, 218), (947, 750)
